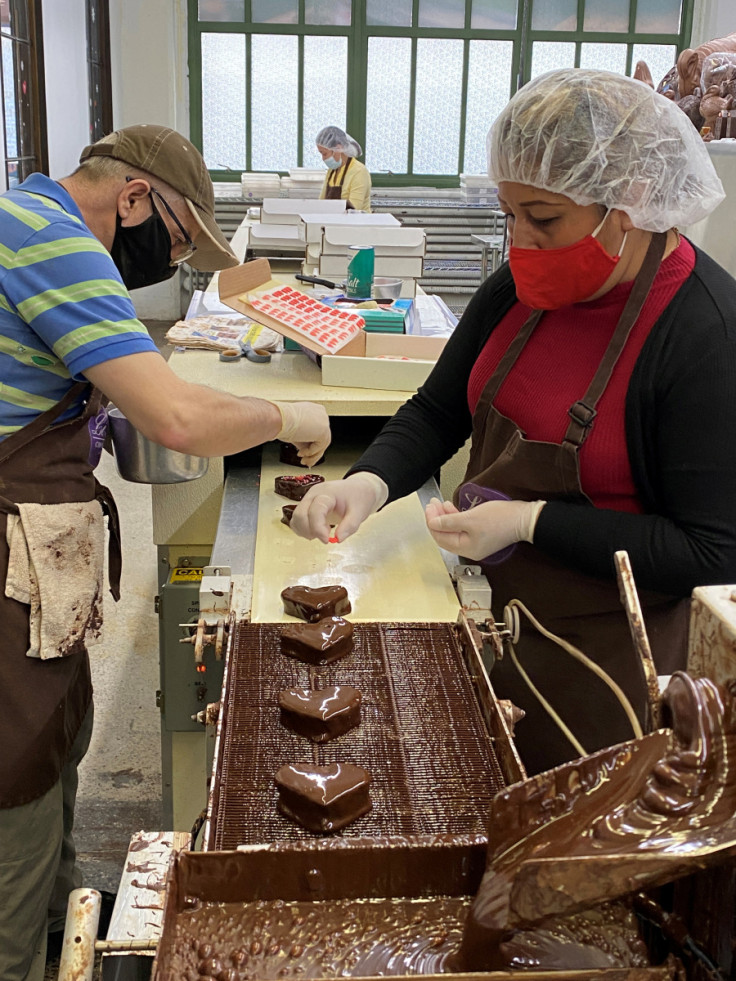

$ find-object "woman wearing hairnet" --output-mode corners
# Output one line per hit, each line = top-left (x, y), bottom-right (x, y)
(293, 69), (736, 774)
(316, 126), (372, 212)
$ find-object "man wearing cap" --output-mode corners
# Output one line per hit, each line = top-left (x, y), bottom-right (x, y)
(0, 124), (331, 980)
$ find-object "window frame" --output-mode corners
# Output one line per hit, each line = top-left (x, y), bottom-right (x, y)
(86, 0), (113, 142)
(188, 0), (694, 186)
(0, 0), (48, 188)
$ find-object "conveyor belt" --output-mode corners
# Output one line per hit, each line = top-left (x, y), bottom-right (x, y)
(206, 621), (505, 850)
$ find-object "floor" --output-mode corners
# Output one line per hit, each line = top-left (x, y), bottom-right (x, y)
(45, 321), (174, 978)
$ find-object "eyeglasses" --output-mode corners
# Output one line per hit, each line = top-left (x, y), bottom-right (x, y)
(124, 175), (197, 266)
(149, 186), (197, 266)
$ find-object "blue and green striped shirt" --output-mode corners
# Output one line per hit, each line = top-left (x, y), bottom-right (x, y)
(0, 173), (157, 438)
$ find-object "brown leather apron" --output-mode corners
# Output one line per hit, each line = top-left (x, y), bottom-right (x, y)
(457, 233), (689, 774)
(325, 157), (355, 209)
(0, 382), (121, 806)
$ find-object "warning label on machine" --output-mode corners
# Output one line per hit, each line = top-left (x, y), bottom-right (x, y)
(171, 567), (204, 582)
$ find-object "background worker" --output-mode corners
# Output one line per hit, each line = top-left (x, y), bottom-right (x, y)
(293, 69), (736, 776)
(316, 125), (372, 212)
(0, 123), (330, 981)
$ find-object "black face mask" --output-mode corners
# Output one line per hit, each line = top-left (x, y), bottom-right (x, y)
(109, 205), (177, 291)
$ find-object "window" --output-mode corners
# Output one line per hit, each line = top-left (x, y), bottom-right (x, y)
(0, 0), (47, 189)
(86, 0), (112, 142)
(189, 0), (693, 184)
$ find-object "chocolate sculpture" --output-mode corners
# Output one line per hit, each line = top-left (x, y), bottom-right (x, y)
(278, 685), (362, 741)
(457, 672), (736, 972)
(280, 617), (354, 666)
(275, 474), (324, 501)
(275, 761), (372, 832)
(281, 584), (351, 622)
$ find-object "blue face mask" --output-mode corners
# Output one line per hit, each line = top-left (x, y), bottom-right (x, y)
(323, 156), (341, 170)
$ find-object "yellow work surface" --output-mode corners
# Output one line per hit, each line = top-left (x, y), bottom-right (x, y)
(251, 443), (460, 623)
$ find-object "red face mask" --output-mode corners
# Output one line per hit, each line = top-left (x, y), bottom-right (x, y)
(509, 211), (627, 310)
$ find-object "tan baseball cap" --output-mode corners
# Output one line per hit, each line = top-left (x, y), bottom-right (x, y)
(80, 124), (239, 272)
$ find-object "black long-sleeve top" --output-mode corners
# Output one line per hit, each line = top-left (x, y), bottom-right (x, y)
(348, 246), (736, 597)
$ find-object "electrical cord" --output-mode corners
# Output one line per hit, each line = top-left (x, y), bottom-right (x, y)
(502, 598), (644, 756)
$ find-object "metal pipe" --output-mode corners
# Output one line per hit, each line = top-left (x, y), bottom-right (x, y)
(57, 888), (101, 981)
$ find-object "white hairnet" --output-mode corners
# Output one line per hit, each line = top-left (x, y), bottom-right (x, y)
(488, 68), (725, 232)
(315, 126), (362, 158)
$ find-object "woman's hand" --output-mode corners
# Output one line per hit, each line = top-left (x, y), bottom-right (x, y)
(290, 472), (389, 544)
(425, 497), (545, 560)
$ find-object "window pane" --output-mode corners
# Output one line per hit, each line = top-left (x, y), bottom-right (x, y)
(531, 41), (576, 77)
(464, 41), (513, 174)
(365, 37), (411, 174)
(2, 36), (17, 157)
(251, 35), (298, 170)
(305, 0), (351, 26)
(367, 0), (413, 27)
(252, 0), (298, 23)
(579, 43), (627, 73)
(418, 0), (465, 29)
(471, 0), (517, 30)
(631, 43), (676, 90)
(1, 1), (29, 40)
(532, 0), (576, 31)
(414, 39), (464, 174)
(202, 33), (246, 170)
(197, 0), (244, 22)
(635, 0), (682, 34)
(583, 0), (630, 32)
(304, 36), (347, 166)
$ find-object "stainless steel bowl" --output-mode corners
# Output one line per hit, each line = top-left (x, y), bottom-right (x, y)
(107, 408), (209, 484)
(372, 277), (403, 301)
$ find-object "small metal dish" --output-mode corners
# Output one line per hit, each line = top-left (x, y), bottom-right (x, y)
(107, 408), (209, 484)
(372, 277), (403, 300)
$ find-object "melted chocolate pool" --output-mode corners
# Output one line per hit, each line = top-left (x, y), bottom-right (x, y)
(167, 896), (469, 979)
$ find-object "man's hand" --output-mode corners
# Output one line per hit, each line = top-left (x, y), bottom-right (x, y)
(291, 472), (389, 544)
(425, 497), (545, 560)
(269, 401), (331, 467)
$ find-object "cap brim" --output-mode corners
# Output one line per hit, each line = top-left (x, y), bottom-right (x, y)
(184, 198), (239, 272)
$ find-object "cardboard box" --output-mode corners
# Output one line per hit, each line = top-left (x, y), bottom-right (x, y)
(260, 197), (345, 224)
(321, 225), (426, 256)
(247, 222), (304, 249)
(321, 332), (447, 391)
(299, 211), (400, 244)
(319, 252), (424, 279)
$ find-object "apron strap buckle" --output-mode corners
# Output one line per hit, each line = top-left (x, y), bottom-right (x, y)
(565, 400), (598, 446)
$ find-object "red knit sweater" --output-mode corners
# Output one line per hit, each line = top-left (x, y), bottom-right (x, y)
(467, 238), (695, 513)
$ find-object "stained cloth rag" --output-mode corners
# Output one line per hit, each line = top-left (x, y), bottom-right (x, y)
(5, 501), (104, 659)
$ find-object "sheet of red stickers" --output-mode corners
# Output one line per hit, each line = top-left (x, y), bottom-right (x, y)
(245, 285), (365, 353)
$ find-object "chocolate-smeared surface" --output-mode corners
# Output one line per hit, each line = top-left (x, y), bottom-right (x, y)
(275, 762), (372, 832)
(280, 617), (354, 665)
(275, 474), (325, 501)
(281, 585), (351, 622)
(164, 895), (468, 979)
(458, 672), (736, 972)
(278, 686), (362, 742)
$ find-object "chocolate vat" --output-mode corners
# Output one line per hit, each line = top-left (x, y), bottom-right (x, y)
(151, 837), (677, 981)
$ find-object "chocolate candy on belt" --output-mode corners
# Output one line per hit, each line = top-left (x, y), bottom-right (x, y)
(274, 473), (325, 501)
(281, 504), (297, 526)
(281, 584), (351, 622)
(275, 761), (372, 832)
(281, 616), (354, 666)
(278, 685), (362, 742)
(279, 441), (327, 468)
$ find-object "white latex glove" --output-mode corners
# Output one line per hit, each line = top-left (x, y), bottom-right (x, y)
(291, 472), (389, 544)
(269, 400), (331, 468)
(425, 497), (546, 561)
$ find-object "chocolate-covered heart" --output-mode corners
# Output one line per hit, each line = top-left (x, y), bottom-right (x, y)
(278, 685), (362, 742)
(281, 584), (351, 622)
